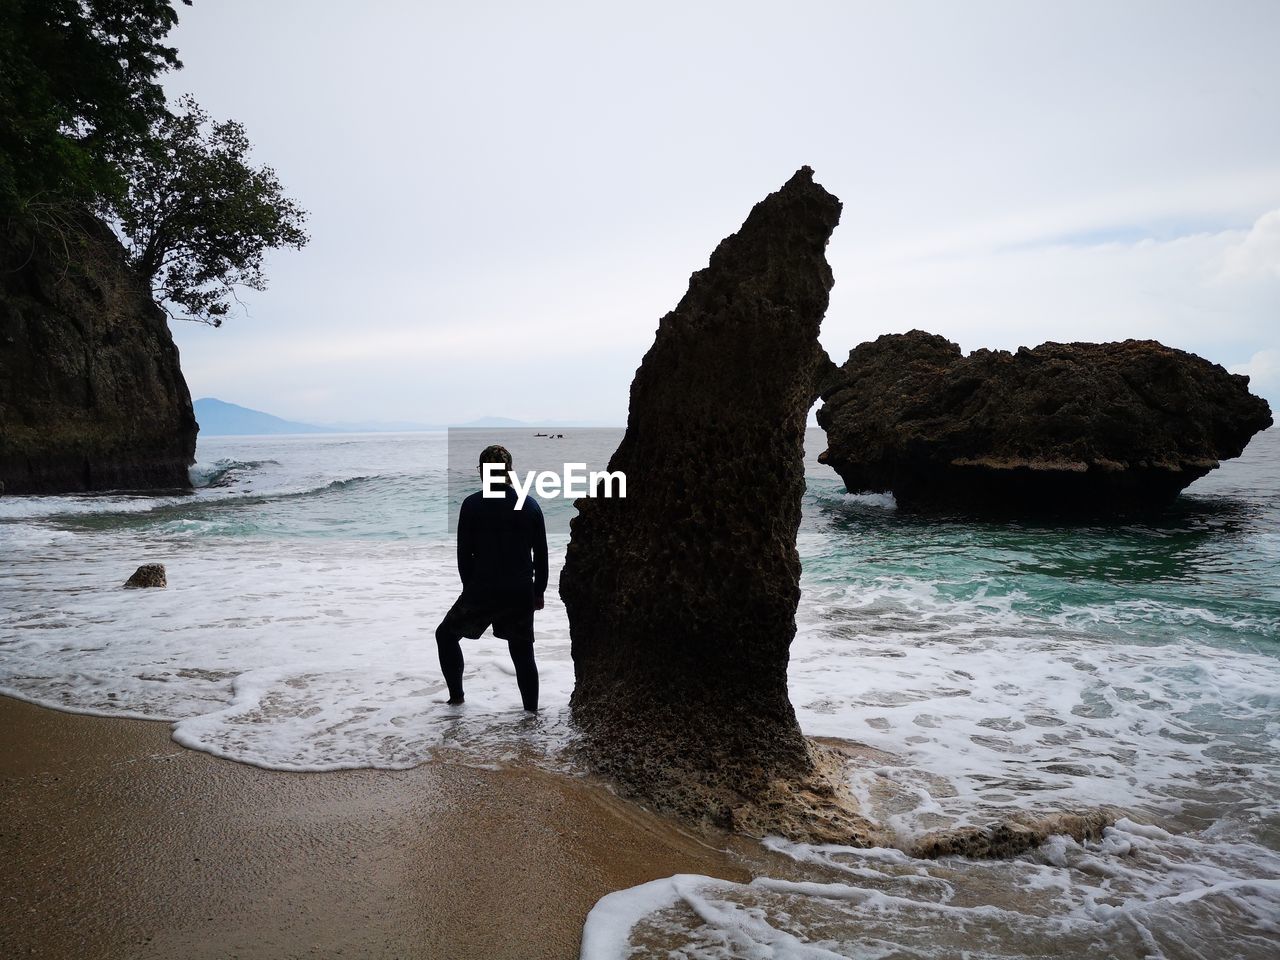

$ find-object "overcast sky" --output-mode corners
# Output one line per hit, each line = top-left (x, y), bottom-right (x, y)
(164, 0), (1280, 425)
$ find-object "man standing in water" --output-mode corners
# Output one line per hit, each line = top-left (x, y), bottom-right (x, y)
(436, 444), (547, 711)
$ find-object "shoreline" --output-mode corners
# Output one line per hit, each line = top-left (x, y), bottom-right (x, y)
(0, 694), (749, 959)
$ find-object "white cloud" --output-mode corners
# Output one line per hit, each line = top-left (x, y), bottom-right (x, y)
(1230, 349), (1280, 405)
(1219, 209), (1280, 280)
(823, 209), (1280, 408)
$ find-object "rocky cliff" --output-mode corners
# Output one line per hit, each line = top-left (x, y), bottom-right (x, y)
(0, 215), (197, 494)
(559, 168), (882, 842)
(816, 330), (1273, 513)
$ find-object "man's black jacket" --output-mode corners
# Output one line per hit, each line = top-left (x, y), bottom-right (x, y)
(456, 487), (548, 604)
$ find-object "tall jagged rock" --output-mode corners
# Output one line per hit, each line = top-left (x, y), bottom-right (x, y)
(817, 331), (1273, 513)
(560, 168), (877, 839)
(0, 216), (197, 494)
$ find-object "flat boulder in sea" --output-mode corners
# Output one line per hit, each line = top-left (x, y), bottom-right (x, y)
(559, 167), (883, 844)
(816, 331), (1273, 513)
(123, 564), (166, 589)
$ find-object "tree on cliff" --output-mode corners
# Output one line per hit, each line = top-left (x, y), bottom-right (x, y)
(2, 1), (308, 327)
(0, 0), (186, 210)
(106, 96), (310, 326)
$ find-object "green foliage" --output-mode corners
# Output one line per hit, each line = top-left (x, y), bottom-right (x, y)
(106, 96), (310, 326)
(0, 0), (187, 209)
(1, 1), (308, 327)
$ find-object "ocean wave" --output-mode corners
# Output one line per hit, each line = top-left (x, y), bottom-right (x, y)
(185, 473), (389, 512)
(841, 491), (898, 510)
(0, 490), (195, 521)
(190, 457), (281, 488)
(0, 522), (79, 549)
(187, 473), (386, 506)
(805, 485), (898, 512)
(0, 473), (390, 529)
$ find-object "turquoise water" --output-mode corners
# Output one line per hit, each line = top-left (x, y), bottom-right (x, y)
(2, 426), (1277, 958)
(802, 430), (1279, 653)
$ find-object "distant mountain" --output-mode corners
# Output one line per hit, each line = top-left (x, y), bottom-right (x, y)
(194, 398), (334, 436)
(195, 398), (618, 435)
(454, 416), (528, 428)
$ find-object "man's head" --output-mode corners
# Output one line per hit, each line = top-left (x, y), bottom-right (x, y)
(478, 444), (513, 485)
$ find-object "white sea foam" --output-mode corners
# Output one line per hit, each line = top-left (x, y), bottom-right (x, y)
(839, 491), (897, 510)
(786, 574), (1280, 841)
(1, 522), (576, 770)
(583, 821), (1280, 959)
(0, 491), (191, 520)
(0, 523), (79, 549)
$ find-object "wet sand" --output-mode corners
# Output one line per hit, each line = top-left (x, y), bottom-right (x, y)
(0, 695), (748, 959)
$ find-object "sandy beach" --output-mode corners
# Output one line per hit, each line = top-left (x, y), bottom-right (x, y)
(0, 695), (748, 959)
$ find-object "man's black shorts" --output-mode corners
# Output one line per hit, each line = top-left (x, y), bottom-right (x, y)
(438, 593), (535, 644)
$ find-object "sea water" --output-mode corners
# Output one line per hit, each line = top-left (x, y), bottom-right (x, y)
(2, 428), (1277, 958)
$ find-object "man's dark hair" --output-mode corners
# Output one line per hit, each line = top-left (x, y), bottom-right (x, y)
(478, 444), (513, 482)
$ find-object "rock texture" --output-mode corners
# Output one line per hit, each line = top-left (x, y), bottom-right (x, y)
(0, 215), (197, 494)
(123, 563), (167, 588)
(911, 809), (1116, 860)
(559, 167), (881, 841)
(817, 331), (1273, 513)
